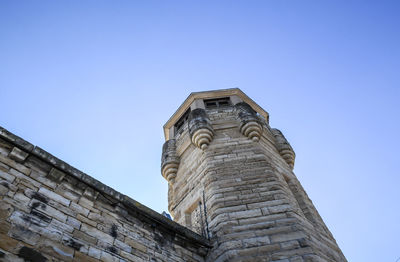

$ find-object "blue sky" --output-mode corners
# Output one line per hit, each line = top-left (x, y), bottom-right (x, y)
(1, 1), (399, 261)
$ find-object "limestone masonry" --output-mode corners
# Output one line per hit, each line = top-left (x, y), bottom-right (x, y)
(0, 88), (346, 261)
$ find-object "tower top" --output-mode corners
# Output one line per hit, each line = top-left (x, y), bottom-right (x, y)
(163, 88), (269, 140)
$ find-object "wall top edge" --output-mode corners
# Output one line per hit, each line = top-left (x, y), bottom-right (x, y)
(0, 125), (211, 248)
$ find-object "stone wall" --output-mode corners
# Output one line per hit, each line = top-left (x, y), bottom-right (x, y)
(166, 106), (347, 262)
(0, 127), (210, 262)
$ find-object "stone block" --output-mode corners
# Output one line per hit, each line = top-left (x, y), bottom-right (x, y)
(88, 211), (105, 223)
(125, 237), (147, 253)
(30, 200), (67, 223)
(0, 183), (8, 196)
(0, 161), (9, 171)
(70, 202), (90, 216)
(66, 216), (81, 229)
(8, 224), (40, 245)
(73, 229), (97, 245)
(56, 186), (80, 202)
(10, 169), (39, 188)
(270, 231), (307, 243)
(2, 197), (30, 213)
(228, 209), (262, 220)
(0, 220), (11, 234)
(0, 154), (31, 175)
(24, 155), (52, 173)
(290, 256), (304, 262)
(115, 238), (132, 253)
(30, 222), (63, 242)
(74, 251), (100, 262)
(88, 246), (102, 259)
(270, 247), (313, 260)
(78, 197), (94, 209)
(120, 250), (146, 261)
(8, 211), (31, 227)
(46, 167), (66, 183)
(38, 187), (70, 206)
(29, 170), (57, 189)
(39, 239), (75, 262)
(14, 192), (30, 203)
(280, 240), (301, 250)
(77, 214), (97, 227)
(50, 218), (74, 233)
(242, 235), (271, 248)
(268, 204), (292, 214)
(8, 147), (29, 163)
(0, 170), (15, 183)
(83, 187), (99, 199)
(100, 250), (120, 262)
(81, 223), (114, 244)
(61, 235), (86, 252)
(0, 233), (20, 253)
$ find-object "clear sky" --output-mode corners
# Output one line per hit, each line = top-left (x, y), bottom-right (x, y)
(1, 1), (399, 261)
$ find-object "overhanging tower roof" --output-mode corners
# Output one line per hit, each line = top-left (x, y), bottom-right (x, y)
(163, 88), (269, 140)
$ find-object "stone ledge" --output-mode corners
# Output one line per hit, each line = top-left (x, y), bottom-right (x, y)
(0, 126), (211, 248)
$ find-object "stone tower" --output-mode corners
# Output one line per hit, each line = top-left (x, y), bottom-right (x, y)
(161, 89), (346, 262)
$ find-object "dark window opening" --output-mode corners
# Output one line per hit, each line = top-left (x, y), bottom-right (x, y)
(174, 109), (191, 135)
(204, 97), (231, 109)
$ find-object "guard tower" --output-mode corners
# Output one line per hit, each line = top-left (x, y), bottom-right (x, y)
(161, 89), (346, 262)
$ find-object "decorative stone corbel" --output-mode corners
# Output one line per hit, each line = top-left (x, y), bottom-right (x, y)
(188, 109), (214, 150)
(271, 128), (295, 169)
(235, 102), (262, 142)
(161, 139), (180, 183)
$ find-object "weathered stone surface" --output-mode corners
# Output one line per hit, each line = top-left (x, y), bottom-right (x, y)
(161, 139), (180, 183)
(0, 126), (209, 262)
(0, 127), (34, 152)
(125, 237), (148, 253)
(70, 202), (90, 216)
(271, 128), (295, 169)
(39, 239), (75, 261)
(75, 250), (100, 262)
(17, 246), (47, 262)
(0, 183), (8, 196)
(8, 147), (29, 163)
(8, 224), (40, 245)
(73, 229), (97, 245)
(66, 216), (81, 229)
(0, 233), (20, 253)
(46, 167), (66, 183)
(162, 89), (347, 262)
(100, 250), (120, 262)
(235, 102), (263, 142)
(188, 108), (214, 150)
(0, 170), (15, 183)
(38, 187), (71, 207)
(0, 154), (31, 175)
(88, 246), (102, 259)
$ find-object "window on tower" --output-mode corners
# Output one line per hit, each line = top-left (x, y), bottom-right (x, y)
(174, 108), (191, 135)
(184, 200), (206, 237)
(204, 97), (231, 109)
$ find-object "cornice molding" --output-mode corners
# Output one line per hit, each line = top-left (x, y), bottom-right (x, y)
(163, 88), (269, 140)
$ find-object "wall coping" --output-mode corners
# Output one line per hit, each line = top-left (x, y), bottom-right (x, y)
(0, 125), (211, 248)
